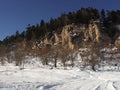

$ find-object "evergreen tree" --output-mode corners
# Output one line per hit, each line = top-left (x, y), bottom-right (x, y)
(100, 9), (106, 24)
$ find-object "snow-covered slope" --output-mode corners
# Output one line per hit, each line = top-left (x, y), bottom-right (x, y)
(1, 47), (120, 90)
(0, 64), (120, 90)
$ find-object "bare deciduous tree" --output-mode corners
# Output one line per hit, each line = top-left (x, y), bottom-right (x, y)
(0, 44), (6, 65)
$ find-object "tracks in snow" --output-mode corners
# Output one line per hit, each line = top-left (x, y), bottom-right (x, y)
(46, 72), (119, 90)
(0, 69), (120, 90)
(48, 80), (118, 90)
(0, 81), (117, 90)
(95, 81), (117, 90)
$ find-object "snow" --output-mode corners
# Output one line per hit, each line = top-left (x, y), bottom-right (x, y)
(0, 63), (120, 90)
(1, 47), (120, 90)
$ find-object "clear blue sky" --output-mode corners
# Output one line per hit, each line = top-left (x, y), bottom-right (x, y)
(0, 0), (120, 40)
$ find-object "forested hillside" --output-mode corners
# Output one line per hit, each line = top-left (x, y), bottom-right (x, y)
(2, 8), (120, 45)
(0, 7), (120, 70)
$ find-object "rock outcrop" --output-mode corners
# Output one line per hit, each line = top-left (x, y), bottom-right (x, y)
(87, 22), (101, 42)
(39, 21), (103, 50)
(61, 26), (74, 49)
(43, 35), (50, 45)
(53, 32), (61, 45)
(115, 37), (120, 48)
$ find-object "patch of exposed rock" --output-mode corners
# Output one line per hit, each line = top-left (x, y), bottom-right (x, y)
(36, 21), (109, 50)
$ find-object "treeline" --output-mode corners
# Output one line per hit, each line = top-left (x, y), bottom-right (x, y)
(2, 7), (120, 45)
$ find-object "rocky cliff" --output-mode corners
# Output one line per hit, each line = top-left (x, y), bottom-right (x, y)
(38, 21), (110, 50)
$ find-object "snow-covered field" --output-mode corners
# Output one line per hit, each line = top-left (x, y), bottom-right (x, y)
(0, 64), (120, 90)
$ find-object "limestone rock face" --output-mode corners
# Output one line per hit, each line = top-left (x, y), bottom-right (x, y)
(43, 34), (53, 48)
(53, 32), (61, 45)
(115, 37), (120, 48)
(43, 36), (49, 45)
(87, 22), (101, 42)
(40, 21), (102, 50)
(61, 26), (74, 49)
(32, 41), (37, 49)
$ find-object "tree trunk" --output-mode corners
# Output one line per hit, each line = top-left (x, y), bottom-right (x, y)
(54, 58), (57, 68)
